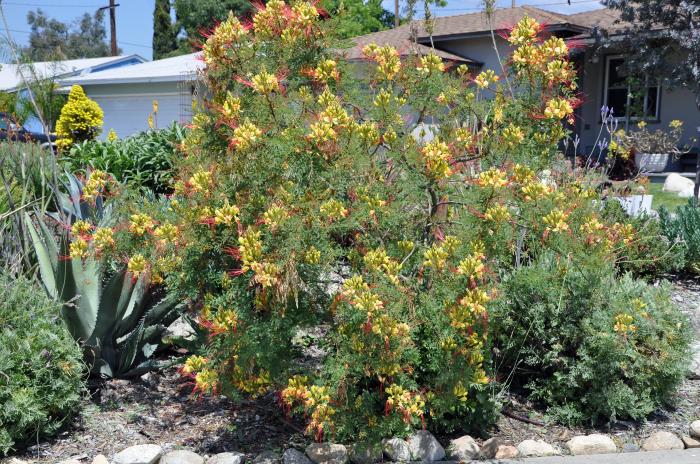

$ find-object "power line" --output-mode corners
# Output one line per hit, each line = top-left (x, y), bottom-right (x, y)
(1, 2), (103, 7)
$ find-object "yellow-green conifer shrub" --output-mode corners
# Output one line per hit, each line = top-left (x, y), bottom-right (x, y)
(67, 9), (689, 440)
(55, 85), (103, 150)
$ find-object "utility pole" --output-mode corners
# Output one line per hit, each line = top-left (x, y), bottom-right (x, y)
(512, 0), (516, 7)
(99, 1), (120, 56)
(395, 0), (399, 27)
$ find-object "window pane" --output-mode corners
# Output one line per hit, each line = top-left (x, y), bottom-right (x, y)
(645, 86), (658, 118)
(607, 88), (629, 117)
(608, 58), (627, 88)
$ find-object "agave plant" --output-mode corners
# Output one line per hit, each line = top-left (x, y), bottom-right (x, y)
(24, 172), (183, 378)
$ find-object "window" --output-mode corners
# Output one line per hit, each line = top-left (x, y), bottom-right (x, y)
(603, 56), (660, 120)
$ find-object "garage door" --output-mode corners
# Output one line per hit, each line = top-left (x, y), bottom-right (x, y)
(92, 93), (185, 139)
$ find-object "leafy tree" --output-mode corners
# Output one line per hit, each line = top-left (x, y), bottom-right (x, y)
(599, 0), (700, 197)
(172, 0), (254, 53)
(153, 0), (178, 59)
(24, 9), (112, 61)
(322, 0), (394, 38)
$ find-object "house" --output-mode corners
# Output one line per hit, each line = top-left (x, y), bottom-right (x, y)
(63, 53), (204, 139)
(0, 55), (147, 93)
(347, 6), (700, 171)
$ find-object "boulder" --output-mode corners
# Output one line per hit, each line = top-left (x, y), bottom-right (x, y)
(93, 456), (110, 464)
(305, 444), (347, 464)
(689, 343), (700, 380)
(641, 431), (684, 451)
(691, 420), (700, 439)
(406, 431), (445, 461)
(682, 436), (700, 449)
(565, 434), (617, 455)
(349, 443), (382, 464)
(678, 187), (696, 198)
(494, 446), (519, 460)
(383, 438), (411, 462)
(161, 450), (205, 464)
(282, 449), (312, 464)
(663, 173), (695, 194)
(113, 444), (163, 464)
(447, 435), (479, 462)
(477, 437), (501, 460)
(253, 451), (279, 464)
(208, 453), (245, 464)
(516, 440), (558, 458)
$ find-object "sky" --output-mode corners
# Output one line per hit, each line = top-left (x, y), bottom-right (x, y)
(0, 0), (603, 62)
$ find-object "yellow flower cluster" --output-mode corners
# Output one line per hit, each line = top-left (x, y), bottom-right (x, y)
(128, 254), (148, 278)
(130, 214), (154, 235)
(232, 121), (263, 151)
(544, 97), (574, 120)
(507, 16), (540, 45)
(450, 288), (490, 330)
(477, 168), (508, 188)
(319, 199), (348, 221)
(474, 69), (499, 89)
(69, 238), (89, 260)
(502, 124), (524, 148)
(82, 170), (109, 201)
(203, 12), (248, 65)
(222, 92), (242, 119)
(363, 248), (402, 285)
(154, 223), (178, 244)
(363, 44), (401, 80)
(417, 53), (445, 75)
(484, 204), (511, 223)
(189, 170), (212, 193)
(304, 247), (321, 264)
(232, 365), (271, 395)
(263, 204), (289, 229)
(543, 208), (569, 233)
(251, 70), (280, 95)
(385, 384), (425, 423)
(613, 313), (637, 335)
(422, 138), (452, 180)
(521, 180), (551, 201)
(314, 59), (339, 83)
(253, 0), (287, 39)
(281, 377), (336, 439)
(238, 229), (263, 271)
(457, 253), (485, 281)
(93, 227), (115, 251)
(214, 200), (240, 225)
(423, 243), (450, 271)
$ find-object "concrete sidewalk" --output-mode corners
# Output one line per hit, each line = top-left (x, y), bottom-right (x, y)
(489, 449), (700, 464)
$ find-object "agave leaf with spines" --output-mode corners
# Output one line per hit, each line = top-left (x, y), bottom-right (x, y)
(25, 208), (183, 378)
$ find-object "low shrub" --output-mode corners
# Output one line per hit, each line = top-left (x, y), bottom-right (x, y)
(0, 272), (84, 455)
(55, 85), (103, 151)
(660, 199), (700, 274)
(64, 123), (186, 194)
(493, 254), (692, 425)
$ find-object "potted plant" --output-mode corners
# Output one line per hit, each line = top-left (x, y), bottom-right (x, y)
(616, 120), (693, 173)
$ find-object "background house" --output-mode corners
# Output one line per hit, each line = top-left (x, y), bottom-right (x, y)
(63, 53), (203, 139)
(348, 6), (700, 170)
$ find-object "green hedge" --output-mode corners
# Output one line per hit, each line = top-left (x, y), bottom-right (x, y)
(0, 273), (85, 455)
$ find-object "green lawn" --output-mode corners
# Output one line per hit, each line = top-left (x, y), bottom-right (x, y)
(647, 182), (691, 213)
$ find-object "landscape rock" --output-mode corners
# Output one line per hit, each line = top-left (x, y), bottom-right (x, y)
(447, 435), (479, 461)
(565, 434), (617, 455)
(516, 440), (558, 457)
(682, 436), (700, 449)
(208, 453), (245, 464)
(689, 343), (700, 379)
(383, 438), (411, 462)
(349, 443), (382, 464)
(253, 451), (280, 464)
(165, 316), (197, 341)
(113, 444), (163, 464)
(477, 437), (501, 460)
(283, 449), (311, 464)
(641, 431), (684, 451)
(622, 443), (640, 453)
(93, 455), (110, 464)
(7, 459), (29, 464)
(691, 420), (700, 439)
(57, 460), (82, 464)
(305, 444), (348, 464)
(494, 446), (519, 460)
(407, 430), (446, 461)
(679, 187), (696, 198)
(663, 173), (695, 194)
(161, 450), (205, 464)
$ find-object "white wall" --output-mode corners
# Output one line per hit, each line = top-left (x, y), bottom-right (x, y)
(82, 81), (193, 138)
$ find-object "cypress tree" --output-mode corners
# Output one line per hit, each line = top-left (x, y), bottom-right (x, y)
(153, 0), (177, 60)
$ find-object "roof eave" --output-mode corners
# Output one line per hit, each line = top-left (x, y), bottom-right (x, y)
(63, 73), (198, 86)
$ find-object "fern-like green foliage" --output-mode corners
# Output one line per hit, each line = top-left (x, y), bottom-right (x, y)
(0, 272), (84, 456)
(659, 199), (700, 274)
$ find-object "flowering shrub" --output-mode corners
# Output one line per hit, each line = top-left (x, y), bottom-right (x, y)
(67, 8), (687, 438)
(56, 85), (103, 150)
